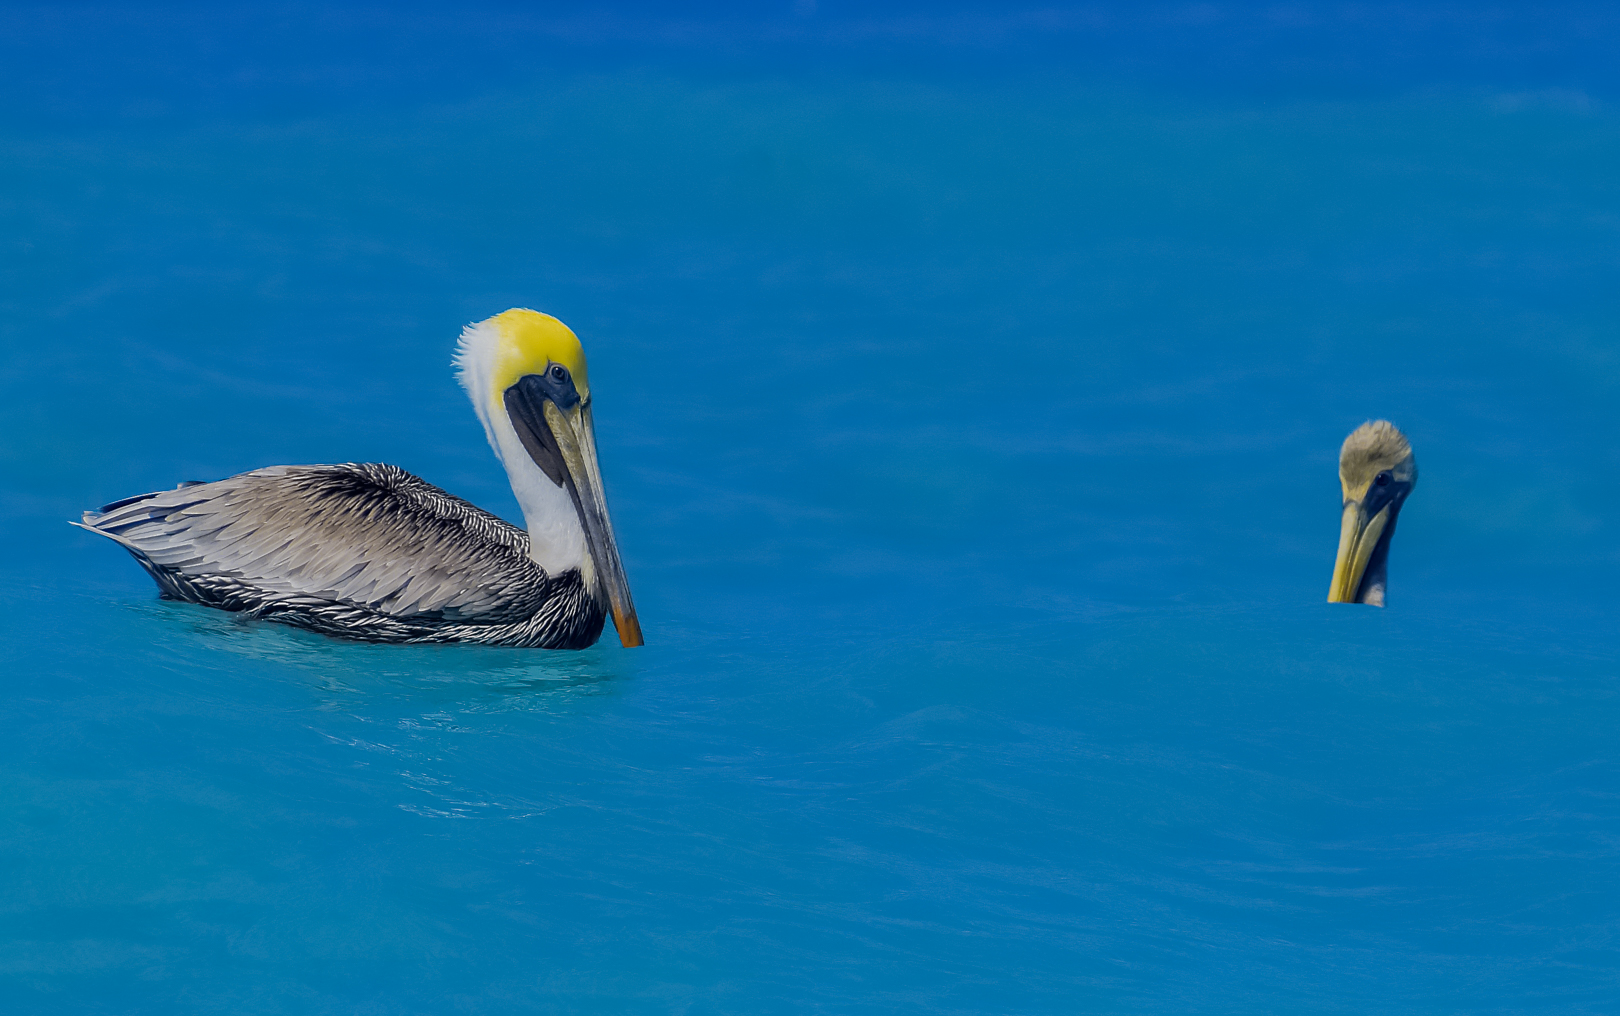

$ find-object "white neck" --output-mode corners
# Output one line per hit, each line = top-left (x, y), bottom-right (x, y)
(489, 417), (593, 582)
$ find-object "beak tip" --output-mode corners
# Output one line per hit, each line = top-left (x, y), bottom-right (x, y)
(614, 611), (644, 648)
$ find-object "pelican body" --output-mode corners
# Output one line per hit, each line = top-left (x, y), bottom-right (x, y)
(1328, 420), (1416, 607)
(77, 310), (642, 649)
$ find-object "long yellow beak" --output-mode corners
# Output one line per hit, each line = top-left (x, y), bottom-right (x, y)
(1328, 501), (1390, 603)
(544, 399), (643, 647)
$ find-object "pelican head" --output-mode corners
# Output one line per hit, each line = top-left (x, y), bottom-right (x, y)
(1328, 420), (1416, 607)
(456, 308), (642, 647)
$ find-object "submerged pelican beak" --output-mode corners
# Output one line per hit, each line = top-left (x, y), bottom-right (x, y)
(503, 378), (643, 647)
(1327, 498), (1390, 605)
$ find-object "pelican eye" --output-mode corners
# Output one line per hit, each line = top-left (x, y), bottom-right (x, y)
(549, 364), (569, 383)
(1374, 471), (1392, 487)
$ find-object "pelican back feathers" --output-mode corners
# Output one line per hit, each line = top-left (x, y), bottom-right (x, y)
(77, 464), (606, 649)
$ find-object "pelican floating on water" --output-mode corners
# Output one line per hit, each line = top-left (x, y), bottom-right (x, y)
(1328, 420), (1416, 607)
(76, 309), (642, 649)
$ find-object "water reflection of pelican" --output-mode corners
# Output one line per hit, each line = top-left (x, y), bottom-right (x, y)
(1328, 420), (1417, 607)
(117, 560), (632, 713)
(78, 310), (642, 649)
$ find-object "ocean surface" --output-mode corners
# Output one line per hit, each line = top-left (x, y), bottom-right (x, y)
(3, 4), (1620, 1013)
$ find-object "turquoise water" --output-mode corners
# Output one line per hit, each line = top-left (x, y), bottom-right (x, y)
(4, 6), (1620, 1013)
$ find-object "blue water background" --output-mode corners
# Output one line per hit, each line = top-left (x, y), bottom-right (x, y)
(3, 4), (1620, 1012)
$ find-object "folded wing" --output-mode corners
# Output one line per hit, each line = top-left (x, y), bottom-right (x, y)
(79, 463), (546, 623)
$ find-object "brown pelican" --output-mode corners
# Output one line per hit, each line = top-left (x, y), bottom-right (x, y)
(1328, 420), (1417, 607)
(75, 309), (642, 649)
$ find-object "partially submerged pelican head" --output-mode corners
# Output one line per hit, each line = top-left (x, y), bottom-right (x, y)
(1328, 420), (1416, 607)
(456, 308), (642, 646)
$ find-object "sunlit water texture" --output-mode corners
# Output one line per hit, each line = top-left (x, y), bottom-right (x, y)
(3, 4), (1620, 1013)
